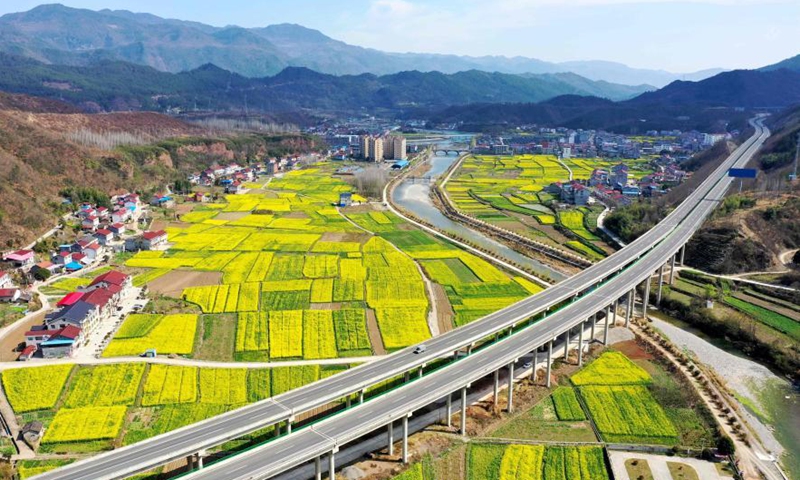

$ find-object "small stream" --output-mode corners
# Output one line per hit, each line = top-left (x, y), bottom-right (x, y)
(391, 152), (566, 281)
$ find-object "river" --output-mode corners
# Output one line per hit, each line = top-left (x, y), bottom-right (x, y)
(391, 152), (566, 281)
(652, 314), (799, 480)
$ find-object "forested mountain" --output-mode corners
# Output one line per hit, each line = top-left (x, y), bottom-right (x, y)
(0, 4), (719, 86)
(0, 53), (653, 114)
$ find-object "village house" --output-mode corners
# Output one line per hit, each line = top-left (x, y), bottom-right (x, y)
(126, 230), (169, 251)
(150, 193), (174, 208)
(39, 326), (83, 359)
(94, 229), (114, 246)
(0, 288), (21, 303)
(82, 270), (132, 294)
(54, 250), (73, 266)
(81, 215), (99, 231)
(0, 271), (13, 289)
(588, 168), (609, 187)
(547, 181), (590, 206)
(25, 325), (83, 348)
(2, 249), (35, 268)
(108, 223), (126, 238)
(111, 208), (131, 224)
(45, 299), (99, 332)
(225, 181), (244, 194)
(32, 262), (60, 277)
(612, 163), (630, 187)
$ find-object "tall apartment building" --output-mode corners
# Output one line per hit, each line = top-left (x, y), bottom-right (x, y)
(369, 137), (384, 162)
(392, 136), (407, 160)
(359, 134), (405, 161)
(359, 136), (371, 160)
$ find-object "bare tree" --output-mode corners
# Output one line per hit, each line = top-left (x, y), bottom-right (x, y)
(345, 167), (389, 199)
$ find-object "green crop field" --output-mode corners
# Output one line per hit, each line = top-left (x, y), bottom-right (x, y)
(63, 364), (144, 408)
(579, 385), (678, 444)
(723, 296), (800, 340)
(104, 314), (198, 357)
(468, 443), (610, 480)
(446, 154), (652, 260)
(571, 351), (651, 386)
(551, 387), (586, 421)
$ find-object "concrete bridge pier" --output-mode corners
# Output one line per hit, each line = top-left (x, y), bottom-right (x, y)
(657, 264), (665, 305)
(679, 245), (686, 266)
(387, 421), (394, 456)
(493, 370), (500, 406)
(402, 414), (410, 464)
(546, 340), (553, 388)
(625, 290), (633, 327)
(590, 314), (596, 340)
(507, 362), (514, 412)
(460, 386), (468, 435)
(643, 277), (651, 319)
(603, 305), (610, 345)
(445, 394), (452, 427)
(328, 450), (336, 480)
(563, 329), (570, 360)
(315, 456), (321, 480)
(532, 348), (538, 381)
(669, 253), (677, 285)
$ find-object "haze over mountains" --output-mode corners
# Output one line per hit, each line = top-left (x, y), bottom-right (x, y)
(0, 4), (723, 88)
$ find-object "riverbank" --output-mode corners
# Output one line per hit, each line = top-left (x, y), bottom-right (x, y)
(650, 315), (798, 480)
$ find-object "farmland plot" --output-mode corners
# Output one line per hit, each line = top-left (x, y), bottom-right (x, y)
(199, 368), (248, 405)
(2, 365), (73, 413)
(64, 364), (144, 408)
(141, 365), (198, 406)
(43, 406), (127, 444)
(104, 314), (198, 356)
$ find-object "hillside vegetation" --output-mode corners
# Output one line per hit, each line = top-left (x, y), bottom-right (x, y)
(685, 195), (800, 274)
(0, 94), (322, 246)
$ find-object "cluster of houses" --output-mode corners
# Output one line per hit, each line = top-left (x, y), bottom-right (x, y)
(547, 161), (690, 207)
(77, 193), (140, 232)
(470, 127), (730, 159)
(22, 270), (133, 360)
(187, 158), (303, 190)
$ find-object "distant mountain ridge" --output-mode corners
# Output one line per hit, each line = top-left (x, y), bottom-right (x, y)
(0, 4), (721, 87)
(0, 52), (655, 113)
(429, 69), (800, 133)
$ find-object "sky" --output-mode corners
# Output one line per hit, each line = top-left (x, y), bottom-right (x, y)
(1, 0), (798, 72)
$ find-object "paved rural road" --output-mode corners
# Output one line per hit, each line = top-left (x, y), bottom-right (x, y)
(33, 119), (769, 480)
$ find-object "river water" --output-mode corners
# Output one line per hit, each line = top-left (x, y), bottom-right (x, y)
(653, 315), (799, 479)
(391, 152), (566, 281)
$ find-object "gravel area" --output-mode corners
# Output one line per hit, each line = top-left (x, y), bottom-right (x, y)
(650, 317), (785, 458)
(607, 325), (635, 344)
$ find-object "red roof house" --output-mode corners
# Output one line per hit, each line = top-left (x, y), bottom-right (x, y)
(57, 292), (84, 307)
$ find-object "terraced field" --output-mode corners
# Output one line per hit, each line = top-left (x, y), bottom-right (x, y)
(445, 154), (654, 260)
(467, 443), (610, 480)
(1, 363), (350, 454)
(124, 163), (539, 359)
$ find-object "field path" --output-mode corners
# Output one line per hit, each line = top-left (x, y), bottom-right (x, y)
(0, 354), (383, 372)
(677, 267), (798, 292)
(555, 156), (574, 181)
